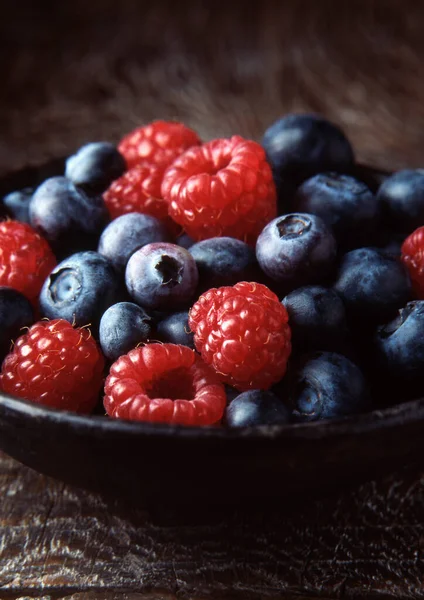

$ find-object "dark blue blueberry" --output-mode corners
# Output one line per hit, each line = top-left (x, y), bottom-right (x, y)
(65, 142), (126, 195)
(39, 251), (124, 334)
(334, 247), (411, 325)
(99, 302), (152, 362)
(156, 311), (195, 349)
(377, 169), (424, 233)
(0, 288), (33, 361)
(256, 213), (337, 294)
(293, 173), (379, 249)
(285, 352), (371, 422)
(98, 212), (171, 272)
(189, 237), (260, 292)
(3, 187), (33, 223)
(225, 390), (290, 427)
(29, 177), (109, 254)
(262, 114), (354, 184)
(176, 232), (195, 249)
(282, 286), (350, 355)
(125, 243), (199, 310)
(374, 301), (424, 398)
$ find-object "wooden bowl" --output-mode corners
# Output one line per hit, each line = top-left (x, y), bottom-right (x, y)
(1, 1), (424, 507)
(0, 158), (422, 508)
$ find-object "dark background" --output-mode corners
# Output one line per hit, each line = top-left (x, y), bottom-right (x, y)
(1, 0), (424, 176)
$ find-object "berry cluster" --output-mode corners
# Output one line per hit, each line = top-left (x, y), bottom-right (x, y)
(1, 115), (424, 428)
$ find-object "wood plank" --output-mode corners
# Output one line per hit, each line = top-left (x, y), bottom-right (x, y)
(1, 451), (424, 599)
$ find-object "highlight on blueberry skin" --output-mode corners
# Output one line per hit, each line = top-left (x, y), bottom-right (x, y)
(256, 213), (337, 293)
(2, 187), (33, 223)
(156, 311), (195, 349)
(65, 142), (126, 195)
(225, 390), (290, 428)
(39, 251), (124, 333)
(98, 212), (171, 272)
(99, 302), (152, 362)
(334, 247), (412, 325)
(293, 172), (379, 249)
(261, 113), (354, 183)
(377, 169), (424, 233)
(189, 236), (261, 292)
(29, 176), (109, 252)
(282, 285), (350, 355)
(125, 242), (199, 310)
(285, 352), (371, 422)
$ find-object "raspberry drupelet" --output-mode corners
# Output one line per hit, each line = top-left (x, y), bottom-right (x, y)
(104, 343), (226, 426)
(401, 226), (424, 298)
(0, 220), (56, 304)
(118, 120), (201, 170)
(188, 282), (292, 391)
(161, 136), (277, 244)
(0, 319), (104, 413)
(103, 163), (168, 221)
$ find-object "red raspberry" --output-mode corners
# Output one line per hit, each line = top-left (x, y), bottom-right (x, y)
(0, 319), (105, 413)
(103, 163), (168, 221)
(118, 120), (201, 170)
(161, 135), (277, 244)
(0, 220), (56, 304)
(104, 343), (226, 426)
(401, 226), (424, 297)
(188, 282), (291, 391)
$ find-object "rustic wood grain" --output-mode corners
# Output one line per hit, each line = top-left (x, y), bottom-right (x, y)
(1, 450), (424, 599)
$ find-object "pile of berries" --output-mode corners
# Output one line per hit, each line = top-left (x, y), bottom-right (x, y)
(1, 115), (424, 428)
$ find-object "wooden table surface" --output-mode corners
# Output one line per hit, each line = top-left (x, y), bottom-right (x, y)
(1, 449), (423, 599)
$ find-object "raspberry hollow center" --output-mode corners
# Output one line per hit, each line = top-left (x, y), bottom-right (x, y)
(146, 367), (195, 401)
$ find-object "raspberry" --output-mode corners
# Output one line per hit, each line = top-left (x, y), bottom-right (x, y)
(104, 343), (226, 426)
(118, 120), (201, 170)
(188, 282), (291, 391)
(0, 220), (56, 304)
(0, 319), (104, 413)
(401, 226), (424, 298)
(103, 163), (167, 221)
(161, 136), (277, 244)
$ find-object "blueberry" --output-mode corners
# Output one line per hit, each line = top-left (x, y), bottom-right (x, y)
(0, 288), (33, 361)
(225, 390), (290, 427)
(293, 173), (379, 249)
(282, 286), (350, 354)
(374, 301), (424, 397)
(65, 142), (126, 194)
(98, 212), (171, 272)
(256, 213), (337, 293)
(125, 243), (199, 310)
(285, 352), (371, 422)
(30, 177), (109, 254)
(176, 232), (195, 249)
(189, 237), (260, 292)
(262, 114), (354, 184)
(377, 169), (424, 233)
(39, 251), (124, 333)
(334, 247), (411, 325)
(99, 302), (152, 362)
(156, 311), (195, 349)
(3, 187), (33, 223)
